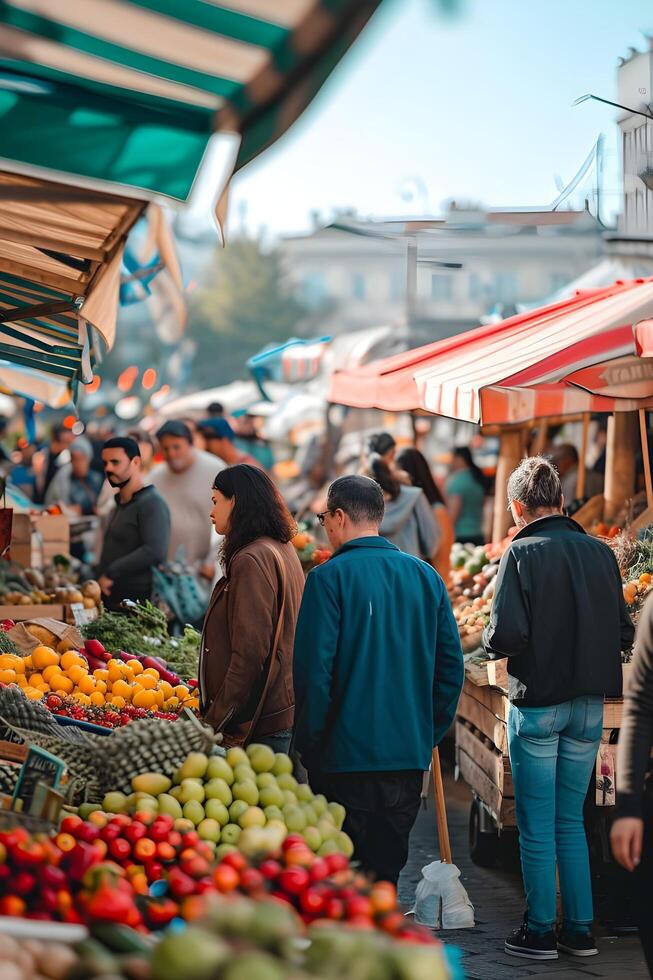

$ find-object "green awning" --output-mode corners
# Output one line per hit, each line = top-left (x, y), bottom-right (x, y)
(0, 0), (381, 201)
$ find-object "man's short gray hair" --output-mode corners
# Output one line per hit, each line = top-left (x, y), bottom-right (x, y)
(327, 475), (385, 525)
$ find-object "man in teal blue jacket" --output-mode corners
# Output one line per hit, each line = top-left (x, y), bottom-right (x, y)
(293, 475), (464, 883)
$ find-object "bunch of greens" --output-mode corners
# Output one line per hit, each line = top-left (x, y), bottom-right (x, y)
(82, 602), (200, 679)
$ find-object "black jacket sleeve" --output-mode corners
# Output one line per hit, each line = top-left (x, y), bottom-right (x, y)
(616, 593), (653, 819)
(106, 496), (171, 581)
(482, 549), (529, 659)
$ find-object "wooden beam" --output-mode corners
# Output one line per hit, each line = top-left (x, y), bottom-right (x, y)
(639, 409), (653, 510)
(604, 413), (638, 521)
(0, 256), (90, 293)
(576, 412), (590, 499)
(0, 299), (76, 324)
(492, 428), (524, 542)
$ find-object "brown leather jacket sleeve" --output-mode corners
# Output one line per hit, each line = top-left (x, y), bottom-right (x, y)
(616, 593), (653, 819)
(204, 553), (276, 729)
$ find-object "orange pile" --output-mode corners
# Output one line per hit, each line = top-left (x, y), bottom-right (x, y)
(0, 647), (199, 711)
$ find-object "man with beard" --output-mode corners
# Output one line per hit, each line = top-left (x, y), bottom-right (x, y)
(97, 437), (170, 611)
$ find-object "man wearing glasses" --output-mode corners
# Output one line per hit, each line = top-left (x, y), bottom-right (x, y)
(293, 475), (464, 884)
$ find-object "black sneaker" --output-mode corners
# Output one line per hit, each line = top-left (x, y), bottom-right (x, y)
(557, 928), (599, 957)
(505, 918), (558, 960)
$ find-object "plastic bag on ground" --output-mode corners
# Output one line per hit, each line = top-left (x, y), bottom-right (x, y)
(411, 860), (475, 930)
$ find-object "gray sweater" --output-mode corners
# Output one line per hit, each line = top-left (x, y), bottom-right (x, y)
(97, 486), (170, 608)
(380, 485), (439, 561)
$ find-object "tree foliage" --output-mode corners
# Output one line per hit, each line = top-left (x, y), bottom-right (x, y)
(187, 235), (306, 387)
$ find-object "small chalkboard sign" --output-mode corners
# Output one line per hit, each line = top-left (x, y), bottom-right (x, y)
(12, 746), (66, 813)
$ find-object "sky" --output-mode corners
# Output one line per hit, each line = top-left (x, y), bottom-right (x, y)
(227, 0), (652, 237)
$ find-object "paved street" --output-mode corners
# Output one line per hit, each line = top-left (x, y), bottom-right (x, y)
(398, 761), (648, 980)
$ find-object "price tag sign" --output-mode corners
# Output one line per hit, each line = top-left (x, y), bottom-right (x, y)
(12, 745), (66, 813)
(70, 603), (94, 627)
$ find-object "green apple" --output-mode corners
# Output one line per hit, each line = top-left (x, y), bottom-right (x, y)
(226, 747), (249, 769)
(233, 781), (259, 806)
(197, 818), (221, 843)
(312, 794), (328, 817)
(174, 818), (195, 833)
(327, 802), (346, 831)
(282, 791), (297, 807)
(182, 800), (205, 826)
(272, 753), (293, 777)
(317, 839), (339, 857)
(179, 752), (209, 781)
(263, 805), (284, 823)
(170, 786), (184, 802)
(296, 784), (313, 803)
(336, 831), (354, 858)
(258, 785), (284, 809)
(318, 817), (338, 842)
(276, 773), (298, 793)
(206, 756), (235, 785)
(238, 826), (268, 859)
(256, 773), (276, 790)
(246, 744), (275, 774)
(233, 764), (256, 784)
(301, 804), (318, 826)
(229, 799), (249, 823)
(204, 778), (233, 806)
(282, 806), (306, 832)
(264, 821), (287, 851)
(215, 843), (238, 860)
(205, 799), (230, 826)
(179, 779), (205, 804)
(157, 794), (183, 820)
(238, 806), (266, 829)
(221, 823), (242, 845)
(102, 791), (127, 814)
(303, 826), (322, 852)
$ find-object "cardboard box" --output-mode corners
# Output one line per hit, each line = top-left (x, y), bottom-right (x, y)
(8, 514), (69, 569)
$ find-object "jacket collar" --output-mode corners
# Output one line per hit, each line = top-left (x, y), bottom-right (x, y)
(512, 513), (587, 542)
(333, 535), (400, 558)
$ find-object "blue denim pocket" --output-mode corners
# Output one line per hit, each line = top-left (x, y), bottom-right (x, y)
(582, 697), (604, 742)
(510, 704), (558, 739)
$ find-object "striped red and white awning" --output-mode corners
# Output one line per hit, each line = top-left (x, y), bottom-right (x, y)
(329, 278), (653, 425)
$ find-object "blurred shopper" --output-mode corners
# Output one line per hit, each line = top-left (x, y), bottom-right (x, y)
(198, 418), (262, 468)
(97, 437), (170, 611)
(484, 456), (633, 961)
(151, 420), (223, 583)
(200, 465), (304, 753)
(207, 401), (224, 418)
(294, 475), (464, 883)
(127, 429), (156, 474)
(446, 446), (486, 545)
(396, 446), (454, 579)
(10, 440), (37, 500)
(34, 424), (75, 503)
(611, 594), (653, 975)
(552, 444), (603, 513)
(368, 431), (397, 465)
(233, 415), (275, 471)
(364, 454), (438, 562)
(45, 436), (103, 515)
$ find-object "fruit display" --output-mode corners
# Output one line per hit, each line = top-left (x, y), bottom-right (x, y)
(0, 631), (198, 725)
(0, 935), (77, 979)
(448, 543), (498, 650)
(591, 521), (622, 539)
(96, 746), (354, 860)
(82, 603), (201, 681)
(0, 557), (101, 611)
(292, 528), (332, 569)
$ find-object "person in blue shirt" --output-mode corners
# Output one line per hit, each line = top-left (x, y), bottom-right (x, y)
(446, 446), (487, 545)
(293, 475), (464, 883)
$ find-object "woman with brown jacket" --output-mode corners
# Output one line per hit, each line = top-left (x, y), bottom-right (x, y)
(199, 465), (305, 753)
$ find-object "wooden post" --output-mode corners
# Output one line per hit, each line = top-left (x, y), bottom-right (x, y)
(576, 413), (590, 499)
(639, 409), (653, 510)
(604, 412), (638, 522)
(492, 428), (524, 542)
(431, 747), (453, 864)
(531, 420), (548, 456)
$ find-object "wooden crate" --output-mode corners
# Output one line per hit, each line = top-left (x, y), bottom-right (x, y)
(460, 677), (509, 722)
(456, 723), (516, 828)
(457, 686), (509, 754)
(456, 720), (514, 796)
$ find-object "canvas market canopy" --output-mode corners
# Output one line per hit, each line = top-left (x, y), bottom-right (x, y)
(0, 0), (381, 202)
(0, 170), (144, 404)
(329, 278), (653, 426)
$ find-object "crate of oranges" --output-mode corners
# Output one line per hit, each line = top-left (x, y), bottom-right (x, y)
(0, 642), (199, 730)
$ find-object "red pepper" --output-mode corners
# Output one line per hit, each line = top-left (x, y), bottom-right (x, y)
(145, 897), (179, 929)
(66, 841), (102, 881)
(140, 656), (180, 686)
(0, 619), (15, 632)
(86, 879), (138, 925)
(10, 840), (46, 867)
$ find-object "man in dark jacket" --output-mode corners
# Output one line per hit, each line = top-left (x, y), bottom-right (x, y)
(97, 437), (170, 611)
(611, 593), (653, 974)
(293, 475), (464, 884)
(484, 455), (633, 962)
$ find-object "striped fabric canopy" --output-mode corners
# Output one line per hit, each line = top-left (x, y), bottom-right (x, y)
(0, 0), (380, 201)
(0, 169), (143, 403)
(329, 278), (653, 426)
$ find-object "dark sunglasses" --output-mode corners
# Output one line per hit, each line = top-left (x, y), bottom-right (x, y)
(317, 511), (330, 526)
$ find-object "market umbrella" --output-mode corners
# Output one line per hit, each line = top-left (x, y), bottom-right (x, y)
(329, 278), (653, 425)
(0, 0), (381, 206)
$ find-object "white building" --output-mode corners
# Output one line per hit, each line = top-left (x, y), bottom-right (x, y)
(280, 204), (605, 342)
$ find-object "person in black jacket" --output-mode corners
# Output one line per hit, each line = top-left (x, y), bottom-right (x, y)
(97, 437), (171, 611)
(484, 455), (634, 963)
(611, 593), (653, 975)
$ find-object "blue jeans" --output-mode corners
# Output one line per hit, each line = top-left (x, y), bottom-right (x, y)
(508, 696), (603, 933)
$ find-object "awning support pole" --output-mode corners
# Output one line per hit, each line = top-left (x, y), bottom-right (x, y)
(576, 412), (590, 499)
(492, 428), (524, 543)
(639, 409), (653, 510)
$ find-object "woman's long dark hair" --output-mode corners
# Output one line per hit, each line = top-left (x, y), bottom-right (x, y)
(453, 446), (489, 492)
(396, 447), (446, 506)
(364, 453), (401, 501)
(213, 465), (296, 569)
